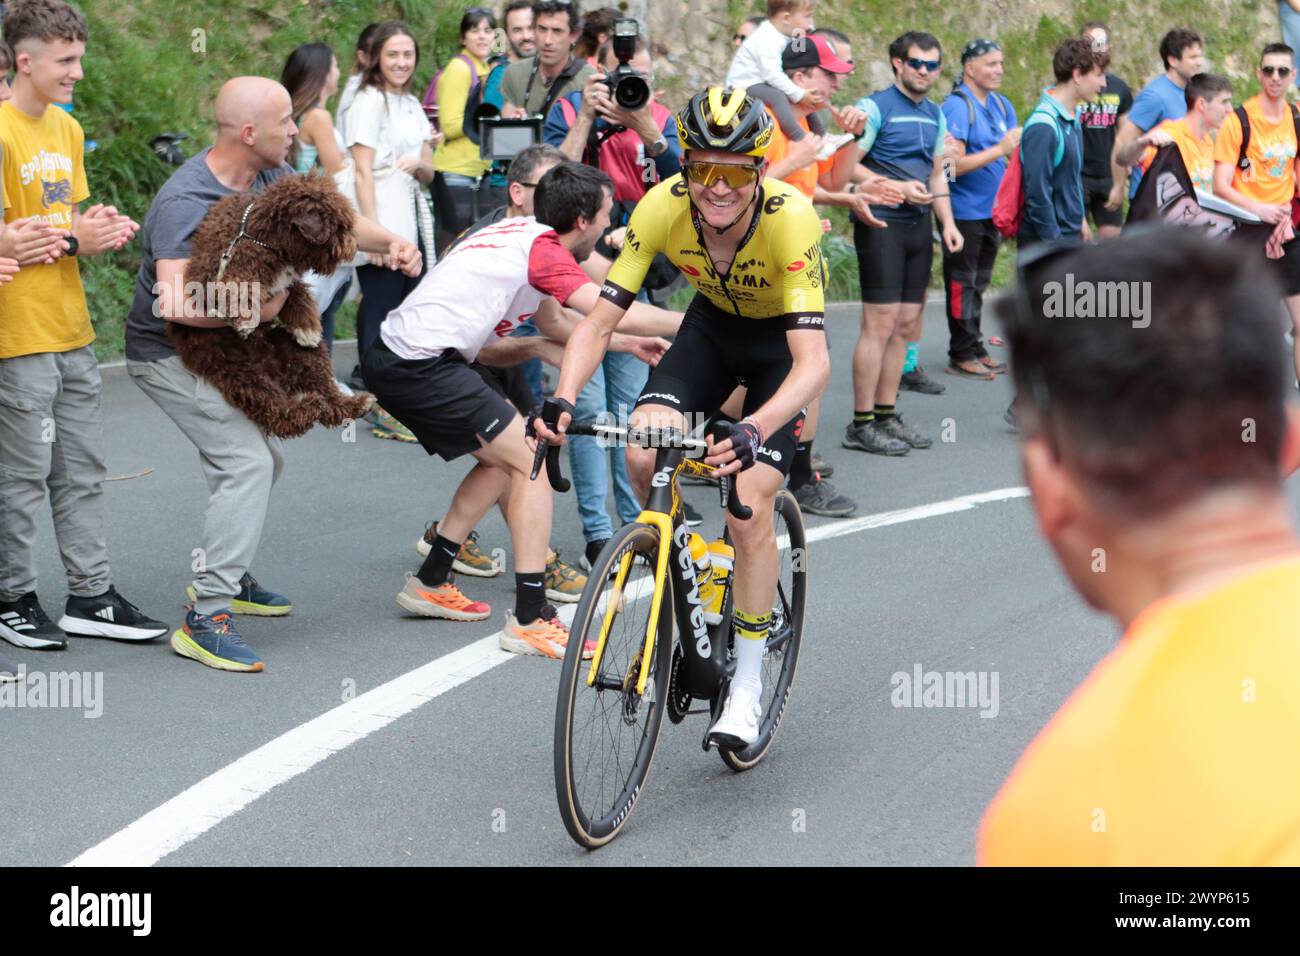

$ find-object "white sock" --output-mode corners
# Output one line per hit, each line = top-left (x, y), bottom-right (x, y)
(732, 632), (766, 699)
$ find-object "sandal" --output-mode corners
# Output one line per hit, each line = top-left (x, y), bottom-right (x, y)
(944, 359), (996, 380)
(978, 355), (1009, 374)
(987, 336), (1005, 347)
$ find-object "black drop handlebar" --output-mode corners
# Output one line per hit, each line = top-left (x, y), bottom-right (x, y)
(529, 407), (752, 521)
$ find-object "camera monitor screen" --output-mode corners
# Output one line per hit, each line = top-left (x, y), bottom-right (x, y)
(479, 118), (543, 162)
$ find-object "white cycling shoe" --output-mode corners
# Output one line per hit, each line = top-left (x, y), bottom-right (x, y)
(708, 685), (763, 748)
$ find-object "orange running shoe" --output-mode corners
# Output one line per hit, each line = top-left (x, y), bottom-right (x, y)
(500, 606), (594, 660)
(396, 574), (491, 621)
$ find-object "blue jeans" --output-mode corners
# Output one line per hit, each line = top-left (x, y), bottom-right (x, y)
(1283, 3), (1300, 87)
(569, 350), (649, 543)
(320, 277), (351, 353)
(508, 322), (544, 407)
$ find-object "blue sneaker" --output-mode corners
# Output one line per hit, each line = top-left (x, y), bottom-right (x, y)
(170, 606), (264, 673)
(186, 572), (292, 617)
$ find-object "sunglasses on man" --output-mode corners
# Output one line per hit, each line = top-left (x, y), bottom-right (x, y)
(683, 161), (762, 189)
(905, 56), (941, 72)
(1261, 65), (1294, 78)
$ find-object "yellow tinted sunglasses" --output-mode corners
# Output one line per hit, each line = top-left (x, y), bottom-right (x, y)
(683, 161), (761, 190)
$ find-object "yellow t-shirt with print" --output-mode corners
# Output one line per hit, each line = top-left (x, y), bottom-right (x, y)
(1137, 117), (1215, 193)
(1212, 95), (1298, 206)
(0, 102), (92, 359)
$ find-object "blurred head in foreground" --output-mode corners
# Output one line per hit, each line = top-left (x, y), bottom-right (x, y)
(997, 228), (1300, 624)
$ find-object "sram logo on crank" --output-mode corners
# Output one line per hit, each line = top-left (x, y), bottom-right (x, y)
(673, 524), (710, 657)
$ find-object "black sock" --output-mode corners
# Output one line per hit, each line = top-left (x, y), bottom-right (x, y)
(874, 404), (896, 422)
(789, 441), (814, 491)
(515, 571), (547, 623)
(417, 533), (460, 586)
(853, 409), (874, 425)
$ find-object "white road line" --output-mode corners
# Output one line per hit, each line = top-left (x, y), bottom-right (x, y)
(64, 484), (1030, 867)
(67, 638), (515, 867)
(803, 486), (1029, 545)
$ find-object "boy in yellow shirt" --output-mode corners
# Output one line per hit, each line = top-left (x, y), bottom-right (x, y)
(1115, 72), (1232, 193)
(0, 0), (167, 652)
(1212, 43), (1300, 385)
(980, 229), (1300, 865)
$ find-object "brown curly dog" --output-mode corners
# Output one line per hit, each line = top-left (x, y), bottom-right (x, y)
(168, 171), (375, 439)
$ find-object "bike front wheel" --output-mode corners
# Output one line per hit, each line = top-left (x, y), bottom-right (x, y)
(554, 522), (673, 848)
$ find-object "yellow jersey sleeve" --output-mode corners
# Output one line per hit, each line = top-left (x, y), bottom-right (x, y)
(764, 183), (826, 328)
(600, 177), (675, 309)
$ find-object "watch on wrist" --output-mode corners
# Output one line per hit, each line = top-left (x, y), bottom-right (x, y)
(63, 235), (79, 257)
(646, 135), (668, 158)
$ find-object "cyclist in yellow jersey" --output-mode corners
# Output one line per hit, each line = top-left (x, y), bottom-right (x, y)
(536, 88), (831, 747)
(603, 171), (828, 321)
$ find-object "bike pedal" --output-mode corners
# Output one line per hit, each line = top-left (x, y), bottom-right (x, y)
(704, 731), (744, 753)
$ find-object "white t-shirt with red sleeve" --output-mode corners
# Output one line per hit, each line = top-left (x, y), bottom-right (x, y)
(381, 216), (590, 363)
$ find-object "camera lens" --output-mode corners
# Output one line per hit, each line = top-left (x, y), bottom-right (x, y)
(614, 74), (650, 110)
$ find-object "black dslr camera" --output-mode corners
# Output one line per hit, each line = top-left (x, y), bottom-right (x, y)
(604, 18), (650, 111)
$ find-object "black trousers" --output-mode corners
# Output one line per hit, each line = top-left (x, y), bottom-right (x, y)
(355, 263), (424, 364)
(942, 218), (1002, 363)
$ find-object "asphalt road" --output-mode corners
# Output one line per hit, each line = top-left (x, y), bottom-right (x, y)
(7, 300), (1296, 866)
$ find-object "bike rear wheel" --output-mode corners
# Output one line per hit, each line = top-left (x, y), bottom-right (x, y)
(720, 489), (807, 771)
(554, 522), (673, 848)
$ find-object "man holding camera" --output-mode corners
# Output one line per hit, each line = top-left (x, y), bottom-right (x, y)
(546, 31), (680, 197)
(542, 24), (684, 569)
(500, 1), (592, 120)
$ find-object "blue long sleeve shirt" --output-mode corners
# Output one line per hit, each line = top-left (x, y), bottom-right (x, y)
(1019, 90), (1084, 244)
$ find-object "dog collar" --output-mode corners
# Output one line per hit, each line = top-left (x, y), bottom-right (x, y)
(215, 200), (273, 283)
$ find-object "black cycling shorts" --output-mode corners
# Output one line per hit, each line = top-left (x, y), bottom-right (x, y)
(633, 294), (810, 475)
(854, 214), (934, 304)
(1269, 235), (1300, 298)
(362, 339), (517, 461)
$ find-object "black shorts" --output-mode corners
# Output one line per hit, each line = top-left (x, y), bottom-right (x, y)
(854, 214), (933, 304)
(1269, 235), (1300, 298)
(362, 339), (517, 460)
(633, 295), (810, 475)
(470, 361), (534, 416)
(1083, 175), (1123, 228)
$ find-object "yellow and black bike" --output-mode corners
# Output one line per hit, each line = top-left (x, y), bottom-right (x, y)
(532, 417), (807, 849)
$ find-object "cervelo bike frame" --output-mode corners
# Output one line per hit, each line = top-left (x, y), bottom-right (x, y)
(533, 420), (752, 706)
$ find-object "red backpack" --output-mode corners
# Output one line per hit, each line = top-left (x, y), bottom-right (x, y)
(992, 107), (1064, 238)
(991, 147), (1026, 238)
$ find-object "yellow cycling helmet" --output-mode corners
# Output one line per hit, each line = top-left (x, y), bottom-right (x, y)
(675, 87), (773, 159)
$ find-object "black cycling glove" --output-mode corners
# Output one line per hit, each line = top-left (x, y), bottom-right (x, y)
(723, 418), (763, 471)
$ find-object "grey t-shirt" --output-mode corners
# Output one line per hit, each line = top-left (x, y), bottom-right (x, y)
(125, 147), (290, 362)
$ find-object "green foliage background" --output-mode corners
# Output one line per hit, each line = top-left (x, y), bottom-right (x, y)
(73, 0), (1275, 355)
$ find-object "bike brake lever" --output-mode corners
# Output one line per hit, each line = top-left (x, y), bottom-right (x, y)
(708, 422), (753, 521)
(545, 442), (571, 492)
(720, 473), (752, 521)
(529, 435), (548, 481)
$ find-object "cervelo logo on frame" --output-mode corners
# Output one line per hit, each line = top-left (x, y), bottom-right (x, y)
(672, 523), (710, 657)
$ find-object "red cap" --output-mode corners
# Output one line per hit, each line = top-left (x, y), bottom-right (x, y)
(781, 33), (854, 75)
